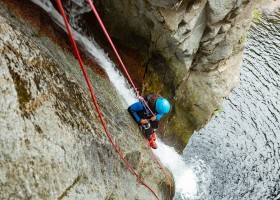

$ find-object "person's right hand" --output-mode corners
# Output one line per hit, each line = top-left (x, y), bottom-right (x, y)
(140, 119), (148, 124)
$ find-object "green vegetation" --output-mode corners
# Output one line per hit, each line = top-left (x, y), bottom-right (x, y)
(239, 33), (248, 44)
(232, 45), (240, 54)
(233, 33), (248, 54)
(213, 106), (224, 116)
(252, 8), (263, 23)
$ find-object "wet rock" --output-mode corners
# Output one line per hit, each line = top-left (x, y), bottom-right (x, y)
(166, 51), (243, 149)
(0, 2), (173, 199)
(124, 151), (141, 169)
(88, 0), (264, 151)
(207, 0), (235, 23)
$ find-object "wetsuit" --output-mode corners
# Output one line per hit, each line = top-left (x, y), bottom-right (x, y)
(128, 94), (164, 136)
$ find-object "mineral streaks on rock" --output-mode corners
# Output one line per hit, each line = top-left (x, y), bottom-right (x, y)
(0, 3), (172, 199)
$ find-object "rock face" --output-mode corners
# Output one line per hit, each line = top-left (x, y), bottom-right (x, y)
(90, 0), (263, 151)
(0, 2), (173, 199)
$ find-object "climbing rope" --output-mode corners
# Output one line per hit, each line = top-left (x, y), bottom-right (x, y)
(86, 0), (157, 118)
(87, 0), (139, 96)
(55, 1), (160, 199)
(86, 2), (172, 199)
(150, 149), (173, 200)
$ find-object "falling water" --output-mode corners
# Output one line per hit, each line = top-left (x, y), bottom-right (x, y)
(30, 0), (207, 199)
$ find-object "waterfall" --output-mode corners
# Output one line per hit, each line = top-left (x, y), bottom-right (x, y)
(31, 1), (211, 198)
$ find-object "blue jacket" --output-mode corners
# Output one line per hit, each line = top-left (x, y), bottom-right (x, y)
(129, 101), (164, 123)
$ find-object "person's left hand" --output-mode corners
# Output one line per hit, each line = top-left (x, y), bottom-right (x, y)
(151, 115), (156, 121)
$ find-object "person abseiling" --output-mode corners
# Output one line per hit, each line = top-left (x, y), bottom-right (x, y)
(128, 94), (171, 149)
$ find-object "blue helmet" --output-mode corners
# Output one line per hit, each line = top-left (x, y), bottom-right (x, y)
(155, 98), (171, 114)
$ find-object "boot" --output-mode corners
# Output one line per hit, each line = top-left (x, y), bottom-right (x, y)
(151, 133), (156, 141)
(149, 139), (158, 149)
(148, 132), (157, 149)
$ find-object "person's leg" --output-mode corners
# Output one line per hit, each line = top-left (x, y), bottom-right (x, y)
(149, 121), (158, 140)
(142, 122), (153, 137)
(142, 120), (158, 136)
(150, 121), (159, 132)
(144, 121), (157, 139)
(147, 121), (158, 149)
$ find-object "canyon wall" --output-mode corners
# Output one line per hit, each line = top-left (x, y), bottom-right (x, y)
(91, 0), (263, 151)
(0, 2), (173, 199)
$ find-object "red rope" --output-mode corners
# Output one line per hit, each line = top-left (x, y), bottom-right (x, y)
(55, 1), (159, 199)
(86, 1), (172, 199)
(86, 0), (158, 117)
(150, 149), (173, 200)
(87, 0), (139, 97)
(139, 96), (156, 117)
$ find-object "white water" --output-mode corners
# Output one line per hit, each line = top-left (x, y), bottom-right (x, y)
(31, 1), (209, 198)
(31, 0), (137, 106)
(154, 140), (206, 199)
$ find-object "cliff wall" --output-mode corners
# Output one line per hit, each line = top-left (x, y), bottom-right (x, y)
(0, 2), (173, 199)
(90, 0), (263, 151)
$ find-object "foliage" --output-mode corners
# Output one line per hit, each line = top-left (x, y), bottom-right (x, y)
(239, 33), (248, 44)
(212, 106), (224, 116)
(252, 8), (263, 23)
(232, 33), (248, 53)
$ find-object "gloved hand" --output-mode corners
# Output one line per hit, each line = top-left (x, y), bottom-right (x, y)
(150, 115), (156, 121)
(140, 119), (148, 124)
